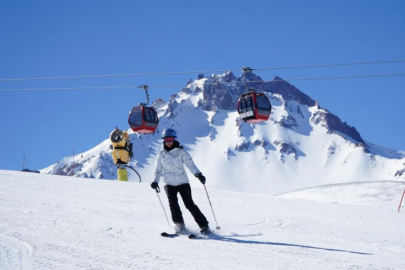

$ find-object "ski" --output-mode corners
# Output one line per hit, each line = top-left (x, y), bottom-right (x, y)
(161, 232), (179, 238)
(161, 231), (215, 239)
(188, 231), (215, 239)
(161, 232), (204, 239)
(188, 234), (214, 239)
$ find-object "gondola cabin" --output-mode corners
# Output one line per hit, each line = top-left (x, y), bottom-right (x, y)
(237, 91), (271, 123)
(128, 106), (159, 134)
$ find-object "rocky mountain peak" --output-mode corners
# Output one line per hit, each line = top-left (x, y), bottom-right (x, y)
(189, 72), (363, 144)
(197, 72), (318, 111)
(264, 76), (316, 107)
(240, 69), (263, 82)
(151, 98), (167, 109)
(222, 71), (237, 82)
(41, 71), (405, 191)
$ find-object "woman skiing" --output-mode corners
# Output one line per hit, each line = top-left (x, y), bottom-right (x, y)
(151, 128), (211, 235)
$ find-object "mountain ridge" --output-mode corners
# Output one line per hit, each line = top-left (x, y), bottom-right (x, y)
(41, 71), (405, 194)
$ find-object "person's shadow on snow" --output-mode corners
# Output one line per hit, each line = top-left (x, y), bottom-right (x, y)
(198, 233), (372, 255)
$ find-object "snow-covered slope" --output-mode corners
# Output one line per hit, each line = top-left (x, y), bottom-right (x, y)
(277, 181), (405, 207)
(1, 170), (405, 269)
(41, 72), (405, 195)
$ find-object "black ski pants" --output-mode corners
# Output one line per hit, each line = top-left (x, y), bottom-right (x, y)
(164, 183), (208, 228)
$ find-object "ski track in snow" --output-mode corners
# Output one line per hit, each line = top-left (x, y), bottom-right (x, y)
(0, 234), (33, 270)
(1, 170), (405, 269)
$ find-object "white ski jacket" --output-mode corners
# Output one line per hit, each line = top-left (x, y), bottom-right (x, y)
(153, 147), (200, 186)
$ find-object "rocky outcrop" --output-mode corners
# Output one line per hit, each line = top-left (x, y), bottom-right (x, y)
(263, 76), (316, 107)
(312, 109), (364, 144)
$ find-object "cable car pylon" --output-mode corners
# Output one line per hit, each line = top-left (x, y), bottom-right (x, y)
(237, 66), (272, 123)
(128, 84), (159, 134)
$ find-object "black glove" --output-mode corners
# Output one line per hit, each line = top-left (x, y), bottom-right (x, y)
(195, 173), (206, 184)
(151, 182), (159, 190)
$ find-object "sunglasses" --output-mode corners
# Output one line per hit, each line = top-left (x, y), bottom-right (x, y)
(163, 137), (175, 142)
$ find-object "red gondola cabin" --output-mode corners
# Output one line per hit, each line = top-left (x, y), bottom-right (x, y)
(237, 91), (271, 123)
(128, 106), (159, 134)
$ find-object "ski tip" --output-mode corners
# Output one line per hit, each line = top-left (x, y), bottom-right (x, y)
(188, 234), (198, 239)
(161, 232), (179, 238)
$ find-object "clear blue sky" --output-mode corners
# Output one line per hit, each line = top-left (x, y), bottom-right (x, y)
(0, 0), (404, 171)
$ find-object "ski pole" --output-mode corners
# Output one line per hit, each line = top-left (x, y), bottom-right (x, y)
(203, 185), (221, 230)
(398, 185), (405, 213)
(155, 186), (171, 227)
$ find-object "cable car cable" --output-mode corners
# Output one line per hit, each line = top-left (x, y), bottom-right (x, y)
(1, 59), (405, 82)
(255, 59), (405, 72)
(1, 72), (405, 93)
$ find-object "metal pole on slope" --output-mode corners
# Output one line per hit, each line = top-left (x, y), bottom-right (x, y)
(155, 186), (171, 227)
(203, 185), (221, 230)
(22, 155), (26, 170)
(398, 185), (405, 213)
(72, 145), (75, 176)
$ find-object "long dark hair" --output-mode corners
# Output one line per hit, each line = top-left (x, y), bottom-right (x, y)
(164, 140), (183, 151)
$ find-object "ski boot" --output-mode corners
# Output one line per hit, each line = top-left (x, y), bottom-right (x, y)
(200, 226), (212, 235)
(174, 223), (186, 234)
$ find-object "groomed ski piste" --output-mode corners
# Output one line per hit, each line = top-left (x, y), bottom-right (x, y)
(1, 170), (405, 269)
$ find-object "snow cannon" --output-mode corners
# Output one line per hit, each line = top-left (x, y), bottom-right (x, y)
(110, 128), (131, 165)
(110, 128), (133, 181)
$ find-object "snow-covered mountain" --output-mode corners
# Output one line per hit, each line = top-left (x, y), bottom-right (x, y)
(41, 71), (405, 194)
